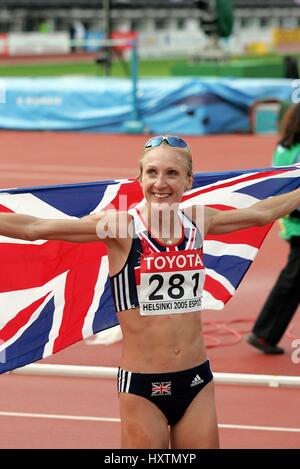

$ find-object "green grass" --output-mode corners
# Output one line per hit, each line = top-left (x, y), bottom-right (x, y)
(0, 53), (299, 77)
(0, 58), (188, 77)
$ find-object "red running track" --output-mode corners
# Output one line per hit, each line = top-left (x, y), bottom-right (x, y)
(1, 373), (300, 449)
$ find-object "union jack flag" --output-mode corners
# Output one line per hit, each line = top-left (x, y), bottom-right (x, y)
(1, 165), (300, 374)
(151, 381), (172, 396)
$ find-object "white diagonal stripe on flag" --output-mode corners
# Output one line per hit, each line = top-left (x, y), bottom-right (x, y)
(202, 290), (225, 310)
(205, 269), (235, 296)
(82, 255), (109, 338)
(43, 271), (68, 357)
(204, 240), (258, 261)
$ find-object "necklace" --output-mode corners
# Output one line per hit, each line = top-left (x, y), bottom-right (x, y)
(163, 238), (174, 245)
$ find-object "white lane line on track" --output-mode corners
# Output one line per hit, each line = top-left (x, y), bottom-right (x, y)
(0, 411), (300, 433)
(219, 423), (300, 433)
(0, 411), (120, 423)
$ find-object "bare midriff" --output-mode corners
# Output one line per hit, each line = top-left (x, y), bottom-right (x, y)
(117, 308), (206, 373)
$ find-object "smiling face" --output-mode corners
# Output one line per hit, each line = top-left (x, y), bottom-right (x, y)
(140, 144), (193, 207)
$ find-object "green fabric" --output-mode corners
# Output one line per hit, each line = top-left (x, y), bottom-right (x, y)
(216, 0), (234, 38)
(272, 144), (300, 240)
(273, 143), (300, 167)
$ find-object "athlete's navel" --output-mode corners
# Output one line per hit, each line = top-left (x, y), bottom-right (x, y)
(174, 347), (181, 356)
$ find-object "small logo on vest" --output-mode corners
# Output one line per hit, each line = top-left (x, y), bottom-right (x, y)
(190, 374), (204, 387)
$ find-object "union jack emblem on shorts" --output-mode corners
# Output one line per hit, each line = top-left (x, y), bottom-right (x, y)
(151, 381), (172, 396)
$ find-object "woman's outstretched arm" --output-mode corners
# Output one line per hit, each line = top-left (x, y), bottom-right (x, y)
(206, 187), (300, 235)
(0, 212), (105, 242)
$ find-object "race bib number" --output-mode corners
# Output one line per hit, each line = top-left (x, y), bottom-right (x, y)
(139, 249), (205, 316)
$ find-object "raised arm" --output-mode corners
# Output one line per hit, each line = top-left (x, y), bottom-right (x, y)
(206, 187), (300, 235)
(0, 211), (108, 243)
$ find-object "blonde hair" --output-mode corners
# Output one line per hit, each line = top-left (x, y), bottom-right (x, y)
(137, 141), (193, 180)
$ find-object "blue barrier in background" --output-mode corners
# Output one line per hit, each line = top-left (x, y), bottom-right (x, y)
(0, 77), (293, 135)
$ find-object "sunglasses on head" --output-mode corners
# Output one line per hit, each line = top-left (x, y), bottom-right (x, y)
(144, 135), (188, 149)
